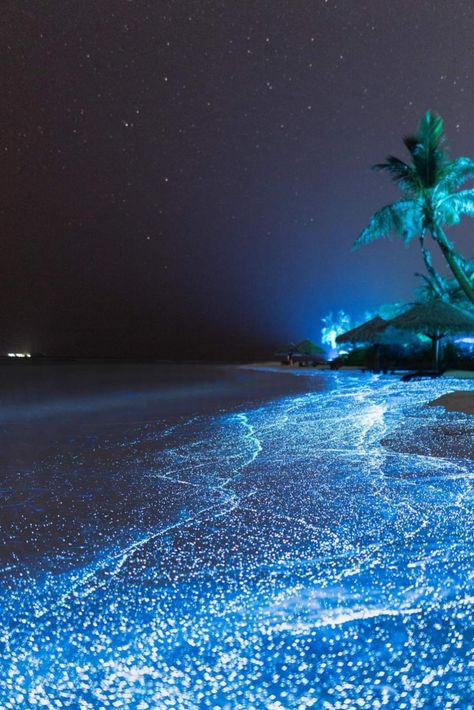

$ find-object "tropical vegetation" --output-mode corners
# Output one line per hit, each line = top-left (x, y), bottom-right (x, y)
(353, 111), (474, 305)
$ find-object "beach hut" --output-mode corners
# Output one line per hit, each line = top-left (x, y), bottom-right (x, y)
(294, 339), (326, 366)
(295, 339), (325, 356)
(336, 316), (388, 345)
(386, 301), (474, 371)
(277, 339), (325, 366)
(336, 316), (389, 370)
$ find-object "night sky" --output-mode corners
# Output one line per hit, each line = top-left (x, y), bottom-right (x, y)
(3, 1), (474, 358)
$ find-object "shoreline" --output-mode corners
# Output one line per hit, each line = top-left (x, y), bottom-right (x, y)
(243, 362), (474, 461)
(242, 362), (474, 416)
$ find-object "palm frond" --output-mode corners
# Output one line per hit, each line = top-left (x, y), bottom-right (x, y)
(418, 110), (444, 146)
(353, 199), (423, 250)
(437, 189), (474, 223)
(404, 111), (447, 188)
(403, 135), (418, 156)
(416, 270), (473, 308)
(414, 272), (450, 301)
(437, 156), (474, 192)
(372, 156), (420, 193)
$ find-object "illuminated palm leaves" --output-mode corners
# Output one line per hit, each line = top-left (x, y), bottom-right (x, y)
(354, 199), (424, 247)
(437, 189), (474, 225)
(404, 111), (446, 189)
(354, 111), (474, 304)
(437, 156), (474, 193)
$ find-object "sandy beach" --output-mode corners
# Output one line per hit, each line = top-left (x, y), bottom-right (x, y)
(428, 389), (474, 415)
(246, 362), (474, 415)
(244, 363), (474, 461)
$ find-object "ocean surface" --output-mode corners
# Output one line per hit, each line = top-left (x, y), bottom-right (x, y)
(0, 362), (473, 708)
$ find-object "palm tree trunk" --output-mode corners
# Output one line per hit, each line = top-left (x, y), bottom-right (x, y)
(432, 226), (474, 305)
(419, 234), (446, 297)
(449, 247), (474, 285)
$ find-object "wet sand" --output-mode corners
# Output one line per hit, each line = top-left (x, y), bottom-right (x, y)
(428, 389), (474, 415)
(245, 363), (474, 460)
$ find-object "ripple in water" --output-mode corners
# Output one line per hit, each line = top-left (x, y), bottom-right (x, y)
(0, 371), (473, 708)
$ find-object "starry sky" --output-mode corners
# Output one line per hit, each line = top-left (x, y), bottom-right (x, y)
(2, 0), (474, 358)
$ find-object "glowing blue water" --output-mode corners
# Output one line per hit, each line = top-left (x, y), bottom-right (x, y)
(1, 369), (473, 708)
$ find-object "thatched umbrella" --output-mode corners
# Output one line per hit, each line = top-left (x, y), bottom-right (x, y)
(290, 339), (326, 365)
(276, 338), (325, 365)
(294, 339), (325, 356)
(336, 316), (388, 345)
(386, 301), (474, 370)
(336, 316), (389, 370)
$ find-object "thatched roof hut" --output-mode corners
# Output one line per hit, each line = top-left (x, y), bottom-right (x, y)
(276, 338), (326, 365)
(336, 316), (388, 345)
(387, 301), (474, 336)
(386, 301), (474, 370)
(294, 339), (325, 356)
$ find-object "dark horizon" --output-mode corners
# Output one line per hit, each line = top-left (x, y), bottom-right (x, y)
(3, 1), (474, 358)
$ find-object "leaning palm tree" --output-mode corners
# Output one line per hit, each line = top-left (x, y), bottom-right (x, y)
(354, 111), (474, 304)
(415, 264), (474, 309)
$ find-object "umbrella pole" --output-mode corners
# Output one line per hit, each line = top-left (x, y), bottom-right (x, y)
(431, 335), (442, 372)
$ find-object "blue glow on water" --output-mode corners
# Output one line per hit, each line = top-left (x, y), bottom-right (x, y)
(1, 371), (473, 707)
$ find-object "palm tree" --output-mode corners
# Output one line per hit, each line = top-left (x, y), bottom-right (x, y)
(415, 259), (474, 308)
(354, 111), (474, 305)
(321, 310), (351, 352)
